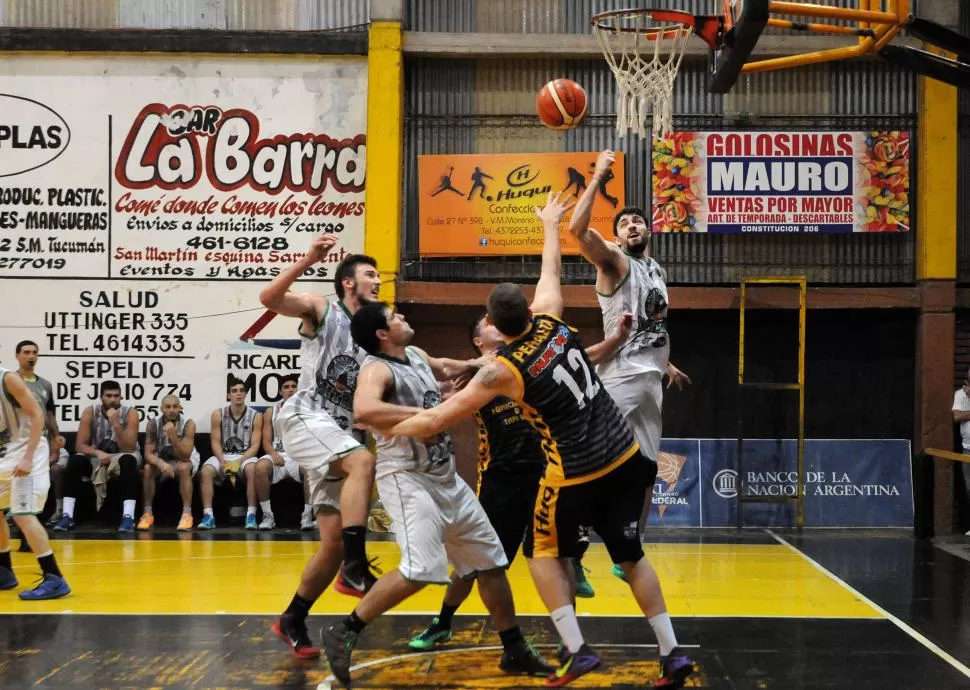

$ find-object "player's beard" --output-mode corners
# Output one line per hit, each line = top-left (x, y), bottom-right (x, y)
(354, 283), (378, 306)
(626, 236), (648, 255)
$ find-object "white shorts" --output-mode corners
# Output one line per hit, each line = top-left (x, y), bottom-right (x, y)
(202, 454), (257, 484)
(604, 371), (663, 461)
(0, 440), (52, 515)
(259, 454), (303, 484)
(306, 466), (343, 512)
(159, 450), (201, 478)
(277, 409), (365, 475)
(378, 471), (508, 584)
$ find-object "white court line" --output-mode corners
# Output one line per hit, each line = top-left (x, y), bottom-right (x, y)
(0, 610), (876, 619)
(765, 529), (970, 680)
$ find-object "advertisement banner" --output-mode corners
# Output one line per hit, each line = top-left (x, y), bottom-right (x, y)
(0, 55), (367, 430)
(648, 440), (702, 526)
(652, 131), (910, 234)
(418, 152), (625, 256)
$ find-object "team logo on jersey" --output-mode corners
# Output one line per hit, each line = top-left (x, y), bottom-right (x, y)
(319, 355), (359, 413)
(223, 435), (246, 454)
(527, 326), (571, 378)
(631, 287), (668, 349)
(422, 390), (441, 409)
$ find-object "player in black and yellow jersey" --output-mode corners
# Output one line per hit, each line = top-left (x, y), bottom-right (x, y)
(408, 311), (631, 651)
(393, 192), (694, 689)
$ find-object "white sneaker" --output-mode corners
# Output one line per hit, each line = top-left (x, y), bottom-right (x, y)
(301, 511), (315, 531)
(258, 514), (275, 531)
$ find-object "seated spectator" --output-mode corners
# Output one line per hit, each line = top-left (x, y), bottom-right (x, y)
(137, 395), (199, 532)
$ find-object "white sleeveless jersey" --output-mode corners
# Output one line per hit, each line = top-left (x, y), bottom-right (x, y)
(285, 301), (366, 433)
(219, 406), (258, 454)
(0, 368), (31, 462)
(270, 400), (285, 452)
(596, 254), (670, 380)
(365, 348), (455, 481)
(151, 413), (191, 459)
(91, 403), (134, 452)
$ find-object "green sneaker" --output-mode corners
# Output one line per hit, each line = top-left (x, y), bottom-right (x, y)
(611, 563), (628, 582)
(408, 617), (453, 650)
(573, 559), (595, 598)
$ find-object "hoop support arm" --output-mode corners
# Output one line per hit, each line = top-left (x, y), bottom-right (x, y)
(879, 44), (970, 89)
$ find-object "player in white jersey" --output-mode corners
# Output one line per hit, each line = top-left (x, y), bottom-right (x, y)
(198, 377), (262, 530)
(0, 367), (71, 599)
(320, 303), (553, 687)
(568, 151), (691, 554)
(259, 235), (387, 659)
(138, 395), (200, 532)
(255, 373), (312, 531)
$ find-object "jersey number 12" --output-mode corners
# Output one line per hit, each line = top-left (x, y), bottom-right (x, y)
(552, 349), (600, 409)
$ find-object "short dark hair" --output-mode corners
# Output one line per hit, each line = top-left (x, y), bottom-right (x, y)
(487, 283), (530, 337)
(100, 380), (121, 395)
(15, 340), (37, 354)
(350, 302), (390, 355)
(227, 375), (247, 393)
(280, 373), (299, 386)
(334, 254), (378, 299)
(613, 206), (648, 236)
(468, 312), (488, 355)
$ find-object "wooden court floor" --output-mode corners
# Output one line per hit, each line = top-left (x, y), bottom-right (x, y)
(1, 529), (969, 688)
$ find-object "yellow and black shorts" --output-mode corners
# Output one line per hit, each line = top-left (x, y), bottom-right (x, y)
(530, 451), (657, 565)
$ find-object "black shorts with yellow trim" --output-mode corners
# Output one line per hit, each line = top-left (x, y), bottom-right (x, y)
(477, 468), (543, 564)
(531, 450), (654, 564)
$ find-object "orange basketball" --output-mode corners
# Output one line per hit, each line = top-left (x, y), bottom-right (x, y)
(536, 79), (588, 130)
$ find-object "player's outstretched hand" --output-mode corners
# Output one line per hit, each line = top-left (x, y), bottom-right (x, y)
(534, 191), (577, 225)
(594, 150), (616, 176)
(665, 362), (692, 391)
(309, 233), (338, 262)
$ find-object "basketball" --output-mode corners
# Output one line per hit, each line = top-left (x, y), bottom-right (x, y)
(536, 78), (588, 130)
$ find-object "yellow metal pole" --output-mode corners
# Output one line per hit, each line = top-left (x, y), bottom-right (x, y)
(796, 278), (806, 529)
(767, 1), (899, 23)
(365, 21), (404, 306)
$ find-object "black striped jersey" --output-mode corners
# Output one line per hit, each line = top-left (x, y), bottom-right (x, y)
(496, 313), (639, 487)
(474, 396), (544, 477)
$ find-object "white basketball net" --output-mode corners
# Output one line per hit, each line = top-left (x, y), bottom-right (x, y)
(593, 12), (694, 139)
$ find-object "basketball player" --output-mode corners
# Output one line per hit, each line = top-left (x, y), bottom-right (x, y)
(408, 311), (634, 650)
(53, 381), (142, 533)
(256, 373), (314, 531)
(259, 237), (386, 658)
(0, 367), (71, 600)
(320, 302), (553, 687)
(198, 377), (262, 530)
(393, 192), (695, 688)
(14, 341), (63, 523)
(137, 395), (199, 532)
(569, 150), (691, 578)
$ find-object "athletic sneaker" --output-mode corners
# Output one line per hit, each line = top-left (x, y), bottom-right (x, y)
(0, 566), (18, 590)
(321, 621), (358, 687)
(300, 510), (315, 531)
(545, 643), (601, 687)
(655, 648), (695, 688)
(136, 512), (154, 530)
(258, 514), (275, 531)
(500, 641), (555, 676)
(573, 559), (595, 598)
(408, 617), (453, 650)
(118, 515), (135, 533)
(52, 515), (74, 532)
(45, 512), (62, 528)
(611, 563), (628, 582)
(244, 514), (258, 530)
(334, 558), (381, 598)
(271, 614), (320, 659)
(18, 573), (71, 600)
(177, 512), (193, 531)
(197, 514), (216, 530)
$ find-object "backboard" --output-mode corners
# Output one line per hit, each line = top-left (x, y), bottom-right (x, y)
(709, 0), (770, 94)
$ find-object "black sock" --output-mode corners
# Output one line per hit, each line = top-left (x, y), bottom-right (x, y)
(284, 593), (314, 624)
(344, 610), (367, 634)
(38, 552), (62, 578)
(437, 603), (459, 629)
(0, 549), (11, 570)
(498, 626), (525, 649)
(341, 526), (367, 566)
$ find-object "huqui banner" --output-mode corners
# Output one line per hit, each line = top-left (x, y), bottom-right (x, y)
(418, 151), (625, 256)
(651, 131), (910, 234)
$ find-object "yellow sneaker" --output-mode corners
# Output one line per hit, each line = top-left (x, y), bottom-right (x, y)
(177, 512), (193, 531)
(136, 512), (154, 530)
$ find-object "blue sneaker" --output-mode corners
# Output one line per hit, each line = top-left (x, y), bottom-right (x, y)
(197, 514), (216, 530)
(611, 563), (628, 582)
(546, 643), (601, 687)
(0, 566), (18, 590)
(19, 573), (71, 600)
(52, 515), (74, 532)
(655, 649), (695, 688)
(244, 513), (257, 530)
(118, 515), (135, 533)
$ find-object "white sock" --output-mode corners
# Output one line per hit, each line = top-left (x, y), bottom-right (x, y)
(143, 507), (153, 515)
(122, 500), (136, 517)
(259, 500), (272, 516)
(247, 506), (256, 516)
(648, 612), (678, 657)
(303, 503), (312, 515)
(56, 498), (63, 514)
(182, 506), (191, 514)
(203, 508), (214, 517)
(63, 497), (76, 518)
(550, 605), (585, 653)
(0, 547), (9, 554)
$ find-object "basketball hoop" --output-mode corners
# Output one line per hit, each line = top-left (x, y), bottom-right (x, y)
(592, 8), (718, 139)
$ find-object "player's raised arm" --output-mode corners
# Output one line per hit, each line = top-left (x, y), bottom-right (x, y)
(259, 233), (334, 324)
(567, 150), (624, 275)
(353, 361), (424, 429)
(530, 191), (575, 319)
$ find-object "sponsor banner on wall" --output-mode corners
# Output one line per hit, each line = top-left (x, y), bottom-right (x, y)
(651, 131), (910, 234)
(648, 439), (913, 528)
(418, 152), (625, 256)
(0, 55), (367, 430)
